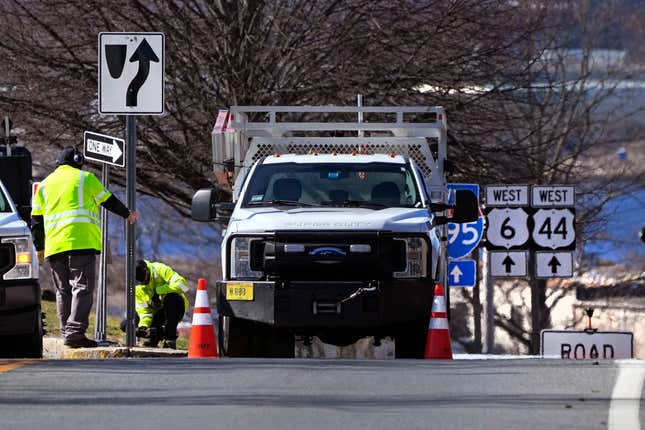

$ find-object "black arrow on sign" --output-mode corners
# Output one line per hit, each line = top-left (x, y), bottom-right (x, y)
(548, 256), (561, 274)
(502, 256), (515, 273)
(126, 39), (159, 107)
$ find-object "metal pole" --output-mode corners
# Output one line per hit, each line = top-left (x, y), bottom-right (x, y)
(484, 248), (495, 353)
(95, 163), (109, 345)
(357, 94), (364, 138)
(529, 251), (541, 355)
(125, 115), (137, 347)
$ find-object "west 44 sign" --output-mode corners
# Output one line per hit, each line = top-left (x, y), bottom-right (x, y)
(447, 184), (484, 259)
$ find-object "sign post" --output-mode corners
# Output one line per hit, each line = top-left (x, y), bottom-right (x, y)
(99, 32), (164, 347)
(84, 131), (126, 345)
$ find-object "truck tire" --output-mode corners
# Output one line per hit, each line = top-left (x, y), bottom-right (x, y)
(393, 317), (428, 359)
(220, 316), (294, 358)
(0, 307), (43, 358)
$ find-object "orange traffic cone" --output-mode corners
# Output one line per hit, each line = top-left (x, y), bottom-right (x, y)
(188, 278), (218, 358)
(424, 283), (453, 359)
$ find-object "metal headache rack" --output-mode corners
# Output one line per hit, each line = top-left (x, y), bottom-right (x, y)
(212, 106), (449, 199)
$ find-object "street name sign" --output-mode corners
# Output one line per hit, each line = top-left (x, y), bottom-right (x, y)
(83, 131), (125, 168)
(490, 251), (527, 277)
(448, 260), (476, 287)
(485, 185), (529, 207)
(535, 252), (573, 278)
(485, 207), (530, 249)
(447, 183), (484, 259)
(99, 32), (165, 115)
(532, 185), (575, 207)
(541, 330), (633, 359)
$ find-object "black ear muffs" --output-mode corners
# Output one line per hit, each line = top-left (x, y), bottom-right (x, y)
(72, 147), (85, 167)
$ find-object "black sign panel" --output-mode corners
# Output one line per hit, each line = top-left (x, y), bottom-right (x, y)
(83, 131), (125, 168)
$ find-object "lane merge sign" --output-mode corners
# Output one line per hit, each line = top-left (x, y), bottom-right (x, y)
(448, 260), (476, 287)
(99, 32), (165, 115)
(541, 330), (633, 359)
(84, 131), (125, 168)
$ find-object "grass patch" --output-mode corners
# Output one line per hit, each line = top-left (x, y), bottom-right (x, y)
(42, 300), (189, 350)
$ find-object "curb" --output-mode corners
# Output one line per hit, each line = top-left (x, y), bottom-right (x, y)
(44, 336), (187, 359)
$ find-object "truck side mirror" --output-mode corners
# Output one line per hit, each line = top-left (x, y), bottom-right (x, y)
(191, 188), (217, 222)
(451, 189), (479, 223)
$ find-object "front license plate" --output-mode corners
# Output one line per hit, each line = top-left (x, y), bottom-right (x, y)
(226, 282), (254, 301)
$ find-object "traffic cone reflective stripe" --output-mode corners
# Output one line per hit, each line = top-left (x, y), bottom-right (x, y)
(424, 283), (453, 360)
(188, 279), (218, 358)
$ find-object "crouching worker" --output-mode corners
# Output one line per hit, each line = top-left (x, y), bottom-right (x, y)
(127, 260), (190, 349)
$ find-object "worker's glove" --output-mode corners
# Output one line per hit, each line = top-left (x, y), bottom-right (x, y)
(136, 326), (153, 338)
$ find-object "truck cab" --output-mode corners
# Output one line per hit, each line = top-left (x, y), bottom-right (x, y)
(0, 178), (42, 358)
(192, 106), (477, 358)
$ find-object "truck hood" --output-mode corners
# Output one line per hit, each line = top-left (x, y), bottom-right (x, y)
(0, 212), (30, 237)
(228, 207), (432, 234)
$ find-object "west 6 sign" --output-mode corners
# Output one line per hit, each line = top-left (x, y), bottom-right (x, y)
(447, 184), (484, 259)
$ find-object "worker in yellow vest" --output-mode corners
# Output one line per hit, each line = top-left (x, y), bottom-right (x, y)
(31, 146), (137, 348)
(131, 260), (190, 349)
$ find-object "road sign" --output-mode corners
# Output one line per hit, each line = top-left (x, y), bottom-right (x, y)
(448, 260), (476, 287)
(99, 32), (165, 115)
(532, 208), (575, 250)
(485, 185), (529, 207)
(535, 251), (573, 278)
(490, 251), (527, 277)
(83, 131), (125, 168)
(541, 330), (633, 359)
(447, 183), (483, 259)
(485, 207), (530, 249)
(532, 185), (575, 207)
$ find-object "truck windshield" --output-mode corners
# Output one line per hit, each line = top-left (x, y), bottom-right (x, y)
(242, 162), (421, 209)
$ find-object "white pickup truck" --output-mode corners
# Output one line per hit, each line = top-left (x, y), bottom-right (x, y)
(192, 106), (477, 358)
(0, 178), (42, 358)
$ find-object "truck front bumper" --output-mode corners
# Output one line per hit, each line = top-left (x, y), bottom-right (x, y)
(216, 279), (433, 328)
(0, 279), (41, 336)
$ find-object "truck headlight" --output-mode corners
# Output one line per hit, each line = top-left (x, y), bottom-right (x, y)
(393, 237), (428, 278)
(3, 237), (34, 280)
(230, 237), (263, 279)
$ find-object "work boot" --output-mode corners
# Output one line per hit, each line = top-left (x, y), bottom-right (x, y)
(64, 336), (98, 348)
(142, 338), (159, 348)
(162, 340), (176, 349)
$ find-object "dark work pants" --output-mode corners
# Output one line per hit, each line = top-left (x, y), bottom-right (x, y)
(48, 252), (96, 341)
(121, 293), (185, 340)
(150, 294), (185, 340)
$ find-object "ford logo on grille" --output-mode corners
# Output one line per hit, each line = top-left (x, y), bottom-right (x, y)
(309, 246), (346, 256)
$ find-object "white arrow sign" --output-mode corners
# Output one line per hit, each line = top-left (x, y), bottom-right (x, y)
(450, 264), (463, 284)
(536, 252), (574, 278)
(490, 251), (527, 277)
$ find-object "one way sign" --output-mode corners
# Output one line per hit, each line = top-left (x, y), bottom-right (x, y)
(84, 131), (125, 168)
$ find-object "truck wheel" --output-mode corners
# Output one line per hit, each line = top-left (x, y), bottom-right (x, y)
(219, 315), (255, 357)
(0, 307), (43, 358)
(394, 317), (428, 359)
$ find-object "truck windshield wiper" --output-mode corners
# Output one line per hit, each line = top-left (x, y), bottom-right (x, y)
(320, 200), (388, 209)
(247, 199), (316, 207)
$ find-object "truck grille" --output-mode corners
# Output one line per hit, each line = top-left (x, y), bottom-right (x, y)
(250, 231), (408, 281)
(0, 243), (14, 276)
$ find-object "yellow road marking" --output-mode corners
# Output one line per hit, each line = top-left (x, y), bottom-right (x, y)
(0, 360), (35, 374)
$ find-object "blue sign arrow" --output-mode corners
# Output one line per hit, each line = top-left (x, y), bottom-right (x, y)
(448, 260), (477, 287)
(447, 183), (484, 259)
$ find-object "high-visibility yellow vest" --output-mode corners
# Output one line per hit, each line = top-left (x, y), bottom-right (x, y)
(135, 261), (190, 327)
(31, 165), (112, 258)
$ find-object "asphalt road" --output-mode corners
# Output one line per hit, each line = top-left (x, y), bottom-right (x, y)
(0, 358), (643, 430)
